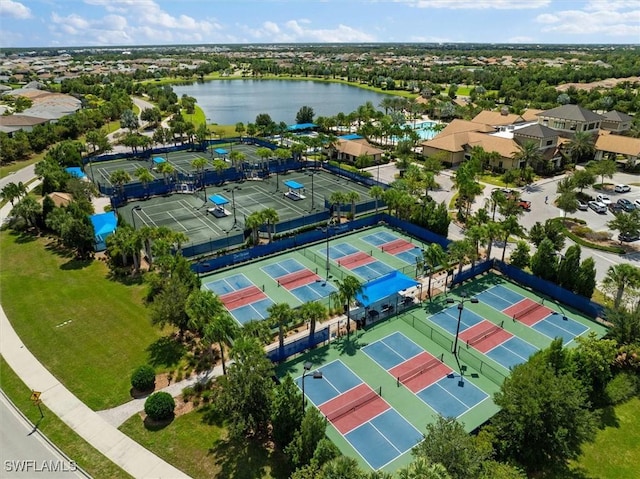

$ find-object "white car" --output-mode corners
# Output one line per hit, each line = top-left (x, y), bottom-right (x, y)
(588, 201), (607, 213)
(596, 194), (612, 205)
(614, 184), (631, 193)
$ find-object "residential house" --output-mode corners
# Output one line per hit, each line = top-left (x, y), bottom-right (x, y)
(536, 104), (604, 138)
(331, 138), (384, 164)
(600, 110), (633, 134)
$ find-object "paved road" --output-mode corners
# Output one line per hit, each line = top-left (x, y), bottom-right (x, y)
(0, 393), (88, 478)
(0, 164), (36, 191)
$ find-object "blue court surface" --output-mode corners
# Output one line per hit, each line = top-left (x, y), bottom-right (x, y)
(290, 280), (336, 302)
(428, 306), (484, 335)
(532, 313), (589, 344)
(325, 242), (360, 259)
(362, 332), (424, 370)
(352, 261), (395, 281)
(485, 337), (539, 370)
(228, 298), (274, 325)
(477, 285), (589, 344)
(203, 273), (253, 295)
(360, 231), (400, 246)
(261, 258), (306, 278)
(416, 375), (489, 418)
(296, 360), (422, 471)
(395, 247), (424, 264)
(345, 409), (423, 470)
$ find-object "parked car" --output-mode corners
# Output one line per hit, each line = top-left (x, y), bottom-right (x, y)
(596, 194), (612, 205)
(619, 232), (640, 242)
(617, 198), (636, 212)
(518, 199), (531, 210)
(577, 200), (588, 211)
(608, 203), (624, 215)
(614, 184), (631, 193)
(588, 201), (607, 213)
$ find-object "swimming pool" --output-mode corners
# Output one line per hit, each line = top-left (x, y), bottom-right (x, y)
(392, 120), (439, 142)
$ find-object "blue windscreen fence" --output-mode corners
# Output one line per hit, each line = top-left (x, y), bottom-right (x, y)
(493, 260), (604, 319)
(323, 163), (388, 188)
(451, 260), (493, 286)
(266, 326), (330, 363)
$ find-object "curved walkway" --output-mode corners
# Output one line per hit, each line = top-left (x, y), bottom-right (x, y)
(0, 173), (190, 478)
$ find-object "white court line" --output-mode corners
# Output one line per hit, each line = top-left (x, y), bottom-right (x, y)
(165, 211), (188, 232)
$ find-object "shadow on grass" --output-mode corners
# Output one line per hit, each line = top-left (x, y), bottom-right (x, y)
(143, 414), (174, 431)
(147, 335), (187, 368)
(207, 430), (291, 479)
(8, 228), (38, 244)
(597, 405), (619, 429)
(60, 258), (93, 270)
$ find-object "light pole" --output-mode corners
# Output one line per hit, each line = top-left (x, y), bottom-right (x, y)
(224, 186), (241, 230)
(446, 292), (478, 359)
(307, 171), (315, 212)
(131, 205), (142, 229)
(301, 361), (323, 414)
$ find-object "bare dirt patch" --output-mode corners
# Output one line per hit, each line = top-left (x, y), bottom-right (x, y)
(556, 76), (640, 92)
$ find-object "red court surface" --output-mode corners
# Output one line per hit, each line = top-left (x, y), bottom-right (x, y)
(390, 352), (453, 394)
(337, 251), (375, 269)
(381, 238), (415, 254)
(504, 298), (554, 326)
(278, 269), (320, 290)
(459, 320), (513, 353)
(319, 383), (389, 434)
(220, 285), (266, 310)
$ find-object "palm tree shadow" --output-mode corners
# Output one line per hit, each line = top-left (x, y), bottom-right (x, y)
(332, 334), (363, 356)
(146, 335), (187, 367)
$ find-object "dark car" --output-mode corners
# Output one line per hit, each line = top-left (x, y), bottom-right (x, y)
(617, 198), (636, 212)
(619, 232), (640, 242)
(608, 203), (624, 215)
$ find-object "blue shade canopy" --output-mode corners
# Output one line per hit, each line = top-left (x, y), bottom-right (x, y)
(65, 166), (86, 178)
(356, 271), (419, 307)
(287, 123), (317, 131)
(338, 134), (363, 140)
(208, 194), (229, 206)
(90, 211), (117, 236)
(214, 148), (228, 155)
(284, 180), (304, 190)
(152, 157), (166, 164)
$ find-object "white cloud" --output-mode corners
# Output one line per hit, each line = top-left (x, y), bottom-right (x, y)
(535, 4), (640, 38)
(50, 12), (134, 45)
(244, 19), (374, 43)
(398, 0), (550, 9)
(0, 0), (31, 19)
(508, 36), (535, 43)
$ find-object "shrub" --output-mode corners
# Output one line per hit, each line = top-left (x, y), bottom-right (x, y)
(144, 392), (175, 421)
(571, 225), (592, 237)
(606, 372), (640, 405)
(131, 365), (155, 393)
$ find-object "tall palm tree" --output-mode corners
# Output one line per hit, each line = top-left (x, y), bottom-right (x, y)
(191, 157), (208, 187)
(602, 264), (640, 309)
(500, 215), (526, 262)
(11, 194), (41, 228)
(261, 207), (279, 242)
(447, 239), (474, 277)
(329, 191), (346, 222)
(333, 275), (364, 337)
(370, 185), (384, 214)
(345, 191), (360, 219)
(299, 301), (328, 347)
(484, 221), (502, 260)
(267, 302), (294, 356)
(157, 161), (175, 185)
(204, 310), (238, 375)
(109, 169), (131, 197)
(135, 167), (154, 198)
(422, 243), (447, 301)
(513, 140), (542, 175)
(486, 189), (507, 221)
(245, 211), (263, 245)
(567, 130), (595, 163)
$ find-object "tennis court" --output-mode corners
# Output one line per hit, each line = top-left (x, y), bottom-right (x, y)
(361, 231), (424, 264)
(295, 360), (423, 471)
(323, 241), (397, 282)
(203, 273), (274, 325)
(476, 285), (590, 345)
(261, 258), (336, 303)
(362, 332), (489, 418)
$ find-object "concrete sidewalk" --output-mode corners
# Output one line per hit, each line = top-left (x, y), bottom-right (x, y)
(1, 173), (191, 478)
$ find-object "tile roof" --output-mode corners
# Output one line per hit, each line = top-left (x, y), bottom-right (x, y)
(602, 110), (633, 122)
(472, 110), (524, 126)
(514, 124), (559, 139)
(335, 139), (383, 157)
(537, 104), (604, 122)
(595, 133), (640, 156)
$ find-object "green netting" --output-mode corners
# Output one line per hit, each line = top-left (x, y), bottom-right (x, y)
(402, 312), (453, 352)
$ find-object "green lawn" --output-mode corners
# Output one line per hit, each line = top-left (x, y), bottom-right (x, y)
(0, 357), (131, 479)
(0, 230), (168, 410)
(119, 406), (291, 479)
(570, 397), (640, 479)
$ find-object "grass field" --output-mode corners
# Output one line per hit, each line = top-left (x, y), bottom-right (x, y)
(0, 357), (131, 479)
(0, 230), (168, 410)
(119, 407), (291, 479)
(570, 397), (640, 479)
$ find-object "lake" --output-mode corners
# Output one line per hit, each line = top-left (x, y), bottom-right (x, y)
(172, 79), (393, 126)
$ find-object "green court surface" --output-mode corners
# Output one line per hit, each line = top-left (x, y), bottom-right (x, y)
(271, 264), (606, 472)
(117, 170), (374, 247)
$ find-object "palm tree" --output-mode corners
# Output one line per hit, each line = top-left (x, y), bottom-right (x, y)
(299, 301), (328, 347)
(333, 275), (364, 337)
(109, 169), (131, 197)
(267, 303), (294, 356)
(202, 307), (238, 375)
(513, 140), (542, 175)
(486, 190), (506, 221)
(11, 194), (41, 228)
(246, 211), (263, 245)
(447, 239), (474, 277)
(261, 207), (279, 242)
(345, 191), (360, 220)
(484, 221), (502, 260)
(329, 191), (346, 222)
(191, 157), (208, 186)
(566, 130), (595, 163)
(229, 151), (247, 172)
(157, 161), (176, 185)
(465, 224), (488, 260)
(602, 264), (640, 309)
(137, 225), (155, 267)
(422, 243), (447, 301)
(370, 185), (384, 214)
(135, 167), (154, 198)
(500, 215), (526, 262)
(1, 182), (22, 206)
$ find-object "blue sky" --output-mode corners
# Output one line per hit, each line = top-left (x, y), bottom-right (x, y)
(0, 0), (638, 48)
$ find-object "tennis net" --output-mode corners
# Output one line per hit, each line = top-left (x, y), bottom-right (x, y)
(337, 252), (370, 267)
(278, 269), (316, 287)
(325, 386), (381, 422)
(381, 240), (411, 254)
(513, 301), (544, 321)
(397, 355), (444, 386)
(467, 321), (504, 347)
